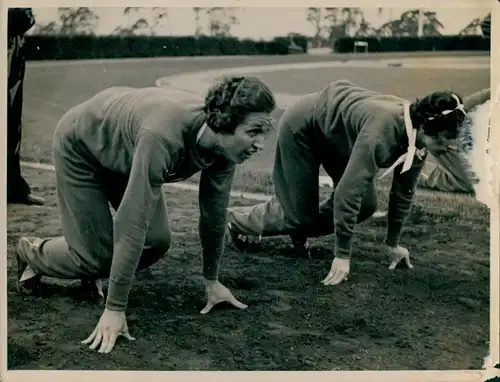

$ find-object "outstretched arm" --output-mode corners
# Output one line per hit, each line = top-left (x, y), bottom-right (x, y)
(197, 159), (249, 315)
(385, 151), (427, 247)
(333, 127), (387, 259)
(198, 159), (236, 280)
(106, 131), (170, 312)
(463, 88), (490, 113)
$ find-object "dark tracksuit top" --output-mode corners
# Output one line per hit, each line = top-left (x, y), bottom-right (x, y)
(54, 86), (235, 311)
(312, 80), (426, 258)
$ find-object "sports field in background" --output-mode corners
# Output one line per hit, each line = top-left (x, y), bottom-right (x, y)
(7, 52), (491, 370)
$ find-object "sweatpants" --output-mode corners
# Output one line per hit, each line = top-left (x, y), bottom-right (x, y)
(229, 94), (377, 238)
(18, 114), (171, 280)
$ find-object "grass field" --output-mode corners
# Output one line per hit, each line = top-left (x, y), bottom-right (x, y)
(256, 66), (489, 98)
(7, 54), (491, 370)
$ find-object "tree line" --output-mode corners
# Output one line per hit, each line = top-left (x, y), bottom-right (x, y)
(307, 7), (490, 47)
(28, 7), (489, 45)
(29, 7), (240, 37)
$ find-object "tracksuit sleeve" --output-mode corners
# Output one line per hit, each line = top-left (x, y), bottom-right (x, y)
(385, 151), (427, 247)
(198, 159), (236, 280)
(463, 88), (490, 113)
(105, 131), (170, 312)
(333, 128), (385, 260)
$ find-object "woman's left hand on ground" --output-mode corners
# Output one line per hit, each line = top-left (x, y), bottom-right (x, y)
(322, 257), (350, 286)
(387, 245), (413, 270)
(201, 279), (248, 314)
(81, 308), (135, 354)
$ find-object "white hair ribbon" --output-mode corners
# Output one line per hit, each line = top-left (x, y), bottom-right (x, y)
(196, 122), (208, 142)
(426, 94), (467, 121)
(379, 102), (425, 179)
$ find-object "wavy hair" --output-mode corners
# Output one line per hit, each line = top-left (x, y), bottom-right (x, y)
(203, 76), (277, 134)
(409, 91), (467, 139)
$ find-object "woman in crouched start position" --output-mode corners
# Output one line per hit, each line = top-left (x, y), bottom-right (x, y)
(15, 76), (276, 354)
(227, 79), (471, 286)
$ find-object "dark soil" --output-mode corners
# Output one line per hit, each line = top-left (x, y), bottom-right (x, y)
(7, 169), (489, 370)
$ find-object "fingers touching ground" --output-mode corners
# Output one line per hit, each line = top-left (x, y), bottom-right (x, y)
(81, 319), (135, 354)
(98, 328), (112, 354)
(200, 297), (248, 315)
(200, 290), (248, 315)
(200, 301), (215, 315)
(388, 247), (413, 270)
(229, 295), (248, 310)
(81, 326), (98, 346)
(322, 270), (348, 286)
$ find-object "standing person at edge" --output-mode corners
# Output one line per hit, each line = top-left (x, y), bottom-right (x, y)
(7, 8), (45, 205)
(227, 79), (468, 286)
(15, 76), (276, 353)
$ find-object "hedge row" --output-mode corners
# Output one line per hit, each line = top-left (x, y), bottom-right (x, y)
(23, 34), (489, 61)
(334, 35), (490, 53)
(24, 34), (309, 61)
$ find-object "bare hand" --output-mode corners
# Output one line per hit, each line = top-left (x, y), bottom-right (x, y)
(322, 257), (350, 286)
(201, 279), (248, 314)
(387, 245), (413, 270)
(81, 308), (135, 354)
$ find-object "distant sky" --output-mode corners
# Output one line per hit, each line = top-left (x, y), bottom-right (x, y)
(31, 7), (490, 38)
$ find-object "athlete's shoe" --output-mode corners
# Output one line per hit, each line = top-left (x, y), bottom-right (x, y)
(16, 237), (43, 294)
(226, 222), (251, 252)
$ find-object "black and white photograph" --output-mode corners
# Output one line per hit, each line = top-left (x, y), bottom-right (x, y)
(3, 2), (496, 379)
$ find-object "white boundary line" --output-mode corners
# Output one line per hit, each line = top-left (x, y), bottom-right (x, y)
(25, 55), (260, 68)
(20, 161), (272, 202)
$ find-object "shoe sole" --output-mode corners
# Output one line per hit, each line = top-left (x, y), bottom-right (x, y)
(226, 223), (249, 252)
(16, 238), (42, 294)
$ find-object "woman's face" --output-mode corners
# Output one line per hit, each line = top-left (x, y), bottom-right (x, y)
(218, 112), (273, 163)
(420, 130), (458, 156)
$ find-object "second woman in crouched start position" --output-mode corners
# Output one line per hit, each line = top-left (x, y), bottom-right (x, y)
(227, 79), (470, 286)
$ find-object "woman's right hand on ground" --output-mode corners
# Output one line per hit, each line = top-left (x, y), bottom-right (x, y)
(201, 279), (248, 314)
(387, 245), (413, 270)
(81, 308), (135, 354)
(321, 257), (350, 286)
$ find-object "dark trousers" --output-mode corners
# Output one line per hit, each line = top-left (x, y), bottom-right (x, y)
(7, 34), (30, 202)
